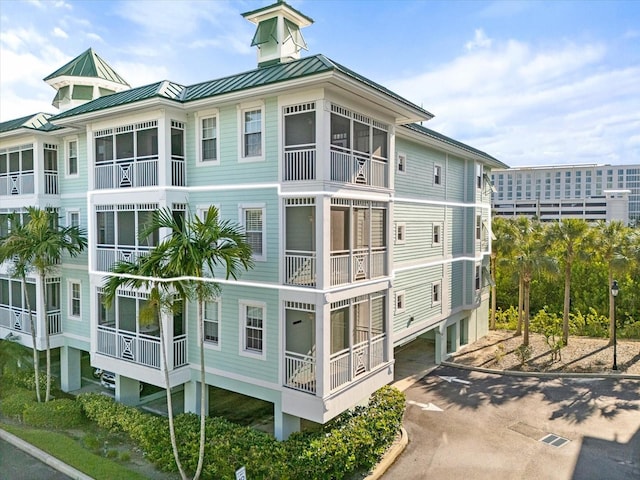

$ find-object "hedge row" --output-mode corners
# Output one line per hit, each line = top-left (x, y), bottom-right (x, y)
(78, 385), (405, 479)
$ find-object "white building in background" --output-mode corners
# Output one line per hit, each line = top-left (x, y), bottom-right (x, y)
(491, 164), (640, 224)
(1, 1), (506, 439)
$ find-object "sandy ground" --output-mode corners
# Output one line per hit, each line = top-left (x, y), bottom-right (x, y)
(452, 330), (640, 375)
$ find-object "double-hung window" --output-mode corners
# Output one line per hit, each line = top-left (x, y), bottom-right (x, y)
(434, 164), (442, 185)
(432, 282), (441, 305)
(67, 140), (78, 176)
(433, 224), (442, 245)
(69, 281), (81, 318)
(201, 116), (217, 162)
(203, 299), (220, 346)
(242, 109), (262, 158)
(241, 205), (265, 261)
(240, 301), (265, 358)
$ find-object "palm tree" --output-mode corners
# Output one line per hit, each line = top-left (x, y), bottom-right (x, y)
(592, 221), (632, 345)
(490, 217), (516, 329)
(547, 218), (589, 345)
(21, 207), (87, 401)
(102, 245), (190, 479)
(136, 206), (252, 480)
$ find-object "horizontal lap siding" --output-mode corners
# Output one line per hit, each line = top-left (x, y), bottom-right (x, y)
(393, 202), (445, 264)
(61, 268), (90, 339)
(187, 285), (279, 384)
(446, 156), (465, 201)
(393, 266), (443, 334)
(60, 132), (88, 194)
(395, 139), (447, 200)
(61, 197), (89, 267)
(450, 261), (463, 308)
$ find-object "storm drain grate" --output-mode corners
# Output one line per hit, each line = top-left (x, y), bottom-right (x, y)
(539, 433), (570, 448)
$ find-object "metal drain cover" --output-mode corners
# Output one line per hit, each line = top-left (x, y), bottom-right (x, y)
(540, 433), (570, 448)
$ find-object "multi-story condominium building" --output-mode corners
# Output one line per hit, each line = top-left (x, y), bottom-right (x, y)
(491, 164), (640, 224)
(0, 2), (505, 439)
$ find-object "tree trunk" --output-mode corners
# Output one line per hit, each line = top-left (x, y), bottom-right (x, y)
(490, 254), (496, 330)
(608, 270), (615, 346)
(562, 261), (571, 346)
(523, 280), (530, 346)
(22, 276), (41, 403)
(516, 276), (523, 336)
(193, 297), (206, 480)
(42, 277), (51, 402)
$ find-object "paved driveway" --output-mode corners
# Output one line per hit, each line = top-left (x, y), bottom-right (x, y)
(385, 365), (640, 480)
(0, 438), (70, 480)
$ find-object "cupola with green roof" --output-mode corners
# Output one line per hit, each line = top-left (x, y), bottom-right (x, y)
(242, 0), (313, 67)
(44, 48), (130, 111)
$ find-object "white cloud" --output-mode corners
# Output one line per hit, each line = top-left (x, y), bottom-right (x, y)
(465, 29), (492, 51)
(111, 61), (170, 88)
(52, 27), (68, 39)
(86, 32), (104, 43)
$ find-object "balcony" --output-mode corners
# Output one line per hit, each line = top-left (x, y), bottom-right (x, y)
(95, 158), (158, 189)
(0, 306), (62, 336)
(44, 170), (58, 194)
(284, 250), (316, 287)
(97, 325), (187, 370)
(330, 146), (388, 188)
(0, 172), (34, 195)
(96, 246), (150, 272)
(329, 248), (386, 286)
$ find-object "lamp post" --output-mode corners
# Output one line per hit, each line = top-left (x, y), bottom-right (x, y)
(611, 280), (619, 371)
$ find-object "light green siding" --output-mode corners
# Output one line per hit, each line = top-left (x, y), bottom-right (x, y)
(60, 268), (91, 340)
(392, 266), (443, 334)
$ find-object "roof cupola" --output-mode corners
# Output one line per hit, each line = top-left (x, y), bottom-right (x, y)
(242, 0), (313, 67)
(43, 48), (130, 111)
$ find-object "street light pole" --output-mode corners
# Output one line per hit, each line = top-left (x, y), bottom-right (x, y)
(611, 280), (619, 371)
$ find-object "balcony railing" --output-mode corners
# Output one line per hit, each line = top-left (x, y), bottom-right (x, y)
(173, 334), (187, 368)
(0, 172), (34, 195)
(171, 158), (186, 186)
(44, 171), (58, 194)
(284, 351), (316, 394)
(284, 145), (316, 181)
(0, 307), (33, 334)
(330, 146), (388, 188)
(329, 248), (387, 286)
(47, 310), (61, 335)
(96, 246), (150, 272)
(95, 157), (158, 189)
(329, 334), (386, 391)
(284, 251), (316, 287)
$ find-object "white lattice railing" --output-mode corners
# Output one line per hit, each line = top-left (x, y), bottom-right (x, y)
(329, 334), (386, 391)
(329, 249), (387, 286)
(284, 146), (316, 181)
(0, 172), (35, 195)
(330, 147), (388, 188)
(0, 307), (34, 334)
(284, 251), (316, 287)
(285, 351), (316, 394)
(95, 158), (158, 189)
(96, 246), (150, 272)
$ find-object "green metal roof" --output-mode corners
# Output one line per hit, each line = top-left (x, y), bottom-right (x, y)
(401, 123), (507, 167)
(0, 113), (62, 134)
(44, 48), (129, 86)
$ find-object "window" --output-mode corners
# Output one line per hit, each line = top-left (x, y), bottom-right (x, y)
(476, 164), (483, 189)
(432, 282), (441, 305)
(200, 116), (217, 162)
(395, 291), (406, 313)
(67, 140), (78, 175)
(397, 152), (407, 173)
(241, 302), (265, 357)
(242, 108), (262, 158)
(476, 215), (482, 240)
(395, 222), (406, 244)
(241, 206), (265, 260)
(475, 265), (481, 290)
(433, 224), (441, 245)
(203, 299), (220, 346)
(434, 164), (442, 185)
(69, 281), (81, 317)
(68, 210), (80, 228)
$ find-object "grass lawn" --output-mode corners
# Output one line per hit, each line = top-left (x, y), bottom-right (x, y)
(1, 422), (150, 480)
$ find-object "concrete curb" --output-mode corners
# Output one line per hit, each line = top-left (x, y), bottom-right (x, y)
(0, 427), (94, 480)
(441, 360), (640, 380)
(364, 427), (408, 480)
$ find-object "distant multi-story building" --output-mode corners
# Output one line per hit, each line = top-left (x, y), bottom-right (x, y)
(491, 164), (640, 224)
(1, 1), (506, 439)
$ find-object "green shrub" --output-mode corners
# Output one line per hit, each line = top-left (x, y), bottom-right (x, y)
(495, 306), (519, 330)
(83, 433), (101, 451)
(22, 398), (85, 429)
(515, 344), (533, 365)
(119, 451), (131, 462)
(0, 388), (36, 420)
(3, 369), (47, 398)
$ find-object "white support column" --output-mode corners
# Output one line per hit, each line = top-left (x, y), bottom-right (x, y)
(434, 324), (446, 364)
(184, 380), (209, 415)
(157, 112), (169, 186)
(60, 346), (82, 392)
(116, 374), (140, 406)
(273, 399), (300, 441)
(316, 299), (331, 396)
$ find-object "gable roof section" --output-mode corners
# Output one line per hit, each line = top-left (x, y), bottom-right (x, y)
(0, 113), (61, 134)
(50, 81), (186, 121)
(401, 123), (508, 168)
(44, 48), (130, 86)
(51, 54), (433, 122)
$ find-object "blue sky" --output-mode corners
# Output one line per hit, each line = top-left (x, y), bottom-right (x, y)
(1, 0), (639, 167)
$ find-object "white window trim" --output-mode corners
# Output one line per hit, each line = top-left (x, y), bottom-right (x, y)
(475, 265), (482, 291)
(237, 101), (265, 163)
(397, 151), (407, 173)
(239, 300), (266, 360)
(395, 291), (406, 314)
(476, 214), (482, 241)
(67, 209), (80, 228)
(68, 280), (81, 320)
(476, 163), (483, 189)
(432, 281), (442, 306)
(434, 163), (443, 186)
(65, 137), (79, 177)
(432, 223), (442, 246)
(195, 109), (220, 166)
(203, 297), (222, 350)
(395, 222), (406, 244)
(239, 203), (266, 262)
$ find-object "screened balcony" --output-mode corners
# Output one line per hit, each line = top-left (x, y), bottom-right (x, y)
(0, 146), (34, 195)
(284, 199), (316, 287)
(0, 277), (62, 336)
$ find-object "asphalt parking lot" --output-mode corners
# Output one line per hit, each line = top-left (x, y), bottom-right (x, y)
(385, 365), (640, 480)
